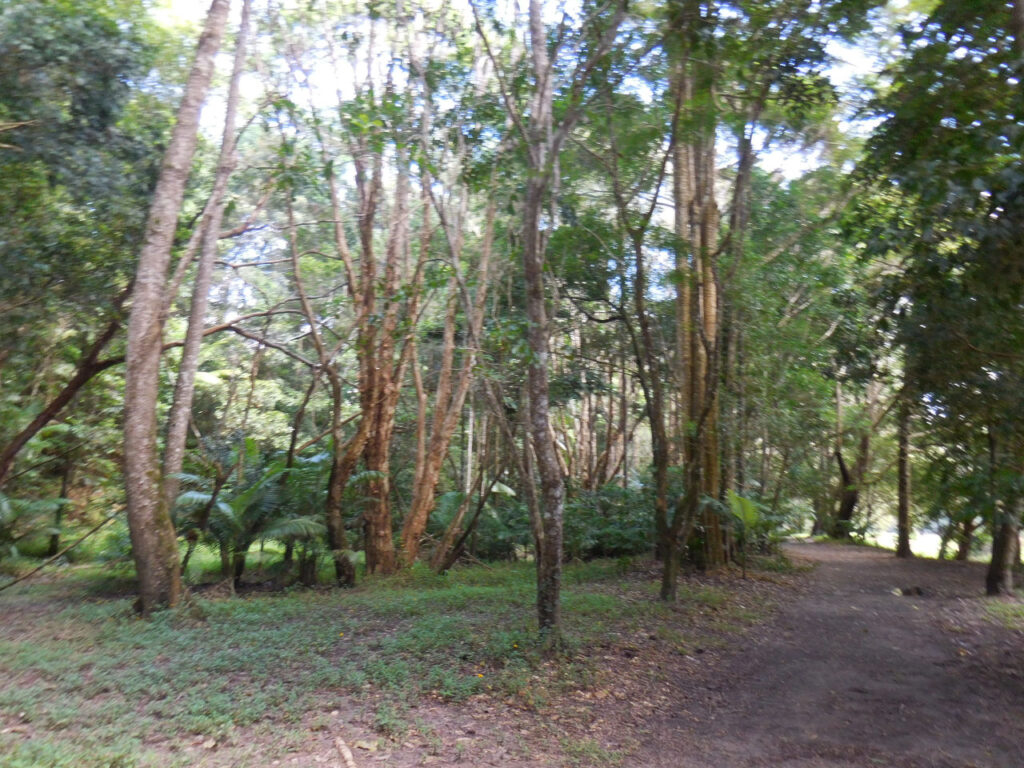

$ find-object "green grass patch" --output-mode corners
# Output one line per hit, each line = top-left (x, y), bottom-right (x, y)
(985, 600), (1024, 629)
(562, 737), (626, 767)
(0, 556), (773, 766)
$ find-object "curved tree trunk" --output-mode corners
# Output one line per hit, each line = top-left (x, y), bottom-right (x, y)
(123, 0), (231, 614)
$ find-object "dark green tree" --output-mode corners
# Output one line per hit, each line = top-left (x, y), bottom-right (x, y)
(856, 0), (1023, 593)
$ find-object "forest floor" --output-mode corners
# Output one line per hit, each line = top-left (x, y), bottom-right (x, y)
(636, 542), (1024, 768)
(2, 542), (1023, 767)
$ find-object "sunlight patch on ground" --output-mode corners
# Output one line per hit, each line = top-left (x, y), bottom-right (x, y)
(871, 529), (943, 559)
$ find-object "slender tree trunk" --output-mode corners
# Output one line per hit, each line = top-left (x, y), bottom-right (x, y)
(123, 0), (231, 614)
(399, 194), (495, 564)
(47, 459), (74, 557)
(476, 0), (622, 638)
(735, 327), (747, 494)
(626, 229), (670, 568)
(521, 0), (563, 641)
(896, 393), (913, 558)
(769, 448), (790, 518)
(696, 137), (723, 567)
(431, 454), (490, 572)
(324, 377), (364, 586)
(620, 344), (630, 488)
(523, 168), (565, 641)
(938, 522), (952, 560)
(163, 0), (251, 511)
(219, 541), (231, 578)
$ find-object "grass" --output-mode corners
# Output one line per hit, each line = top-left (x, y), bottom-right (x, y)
(0, 554), (772, 767)
(985, 599), (1024, 630)
(748, 551), (811, 574)
(562, 737), (626, 767)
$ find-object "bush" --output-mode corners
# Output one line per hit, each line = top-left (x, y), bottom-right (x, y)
(563, 484), (652, 560)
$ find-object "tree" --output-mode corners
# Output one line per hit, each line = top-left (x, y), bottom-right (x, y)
(663, 0), (883, 585)
(0, 0), (168, 489)
(123, 0), (232, 613)
(162, 0), (253, 513)
(856, 0), (1023, 592)
(473, 0), (625, 640)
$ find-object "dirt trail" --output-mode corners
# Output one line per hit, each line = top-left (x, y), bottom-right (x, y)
(640, 542), (1024, 768)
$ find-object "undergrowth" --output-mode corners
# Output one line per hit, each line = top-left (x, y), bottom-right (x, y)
(0, 557), (763, 767)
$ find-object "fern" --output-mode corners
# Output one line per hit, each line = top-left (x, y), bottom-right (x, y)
(264, 515), (326, 542)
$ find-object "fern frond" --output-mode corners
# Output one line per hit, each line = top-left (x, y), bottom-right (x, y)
(263, 516), (326, 542)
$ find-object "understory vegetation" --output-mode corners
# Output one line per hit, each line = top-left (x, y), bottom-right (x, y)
(0, 555), (781, 767)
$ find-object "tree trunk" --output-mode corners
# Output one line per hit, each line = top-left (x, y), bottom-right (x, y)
(987, 436), (1021, 593)
(896, 393), (913, 558)
(521, 0), (564, 642)
(220, 540), (231, 578)
(670, 9), (725, 571)
(324, 380), (365, 586)
(987, 516), (1019, 595)
(832, 448), (858, 538)
(363, 417), (397, 575)
(48, 458), (74, 557)
(626, 228), (670, 567)
(360, 146), (417, 576)
(1014, 0), (1024, 54)
(163, 0), (251, 511)
(476, 0), (622, 638)
(123, 0), (231, 614)
(399, 193), (495, 565)
(955, 518), (976, 561)
(232, 546), (248, 587)
(523, 168), (565, 642)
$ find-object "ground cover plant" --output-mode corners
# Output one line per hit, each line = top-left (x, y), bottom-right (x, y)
(0, 555), (785, 768)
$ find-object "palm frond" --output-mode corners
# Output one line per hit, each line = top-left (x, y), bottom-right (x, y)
(174, 490), (215, 511)
(263, 516), (326, 542)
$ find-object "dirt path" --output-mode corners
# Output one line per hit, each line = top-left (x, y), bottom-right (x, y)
(639, 542), (1024, 768)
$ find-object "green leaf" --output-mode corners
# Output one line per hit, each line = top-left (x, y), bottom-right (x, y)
(727, 490), (759, 529)
(491, 481), (516, 497)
